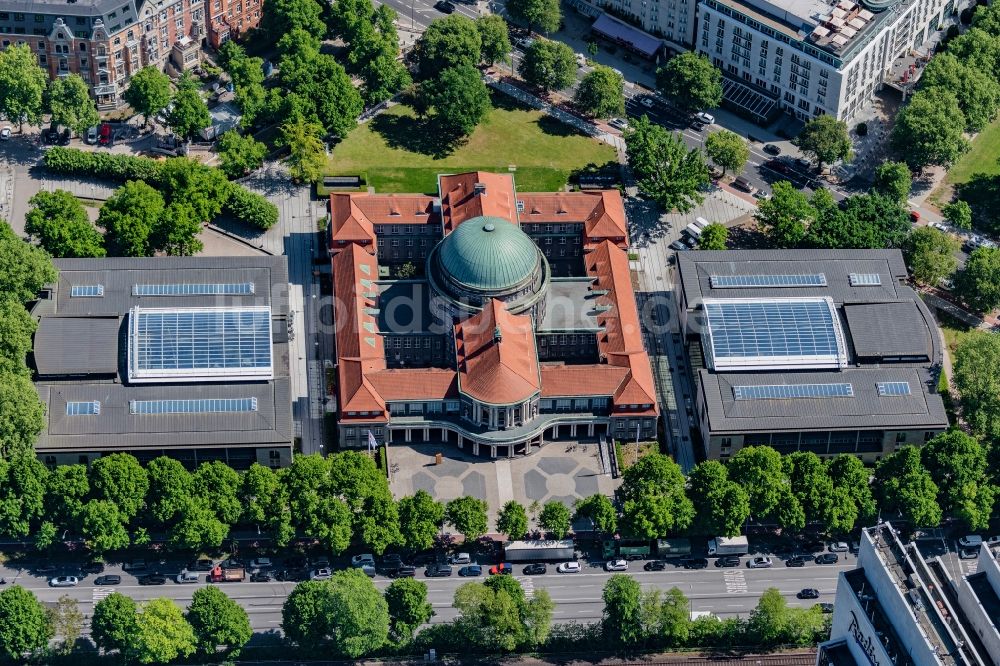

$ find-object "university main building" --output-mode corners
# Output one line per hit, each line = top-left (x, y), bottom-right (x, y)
(328, 172), (658, 457)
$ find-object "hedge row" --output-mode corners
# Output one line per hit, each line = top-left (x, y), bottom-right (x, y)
(43, 147), (279, 230)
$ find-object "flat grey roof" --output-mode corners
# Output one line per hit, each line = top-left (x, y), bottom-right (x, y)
(699, 367), (948, 434)
(34, 317), (120, 376)
(538, 278), (603, 332)
(844, 302), (933, 359)
(376, 280), (450, 336)
(0, 0), (136, 18)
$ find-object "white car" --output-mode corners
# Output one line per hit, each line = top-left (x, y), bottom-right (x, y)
(0, 126), (10, 140)
(695, 111), (715, 124)
(609, 118), (628, 131)
(986, 535), (1000, 546)
(829, 542), (849, 552)
(930, 221), (949, 231)
(640, 97), (655, 108)
(351, 554), (374, 568)
(556, 561), (581, 573)
(310, 568), (332, 580)
(959, 535), (983, 548)
(176, 570), (200, 584)
(747, 556), (773, 569)
(605, 559), (628, 572)
(49, 576), (79, 587)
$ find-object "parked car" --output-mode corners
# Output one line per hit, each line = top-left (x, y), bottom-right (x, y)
(523, 563), (547, 575)
(640, 97), (655, 108)
(763, 143), (781, 155)
(138, 573), (167, 585)
(85, 126), (98, 144)
(249, 571), (273, 582)
(644, 560), (667, 571)
(450, 552), (472, 565)
(458, 565), (482, 577)
(786, 556), (809, 567)
(680, 557), (709, 569)
(959, 548), (979, 560)
(123, 559), (148, 571)
(310, 568), (332, 580)
(388, 566), (417, 578)
(489, 563), (513, 576)
(605, 559), (629, 572)
(670, 240), (689, 251)
(691, 120), (706, 131)
(58, 128), (71, 145)
(284, 555), (308, 569)
(312, 555), (331, 568)
(382, 554), (405, 572)
(715, 556), (741, 568)
(798, 588), (820, 599)
(817, 602), (835, 613)
(425, 563), (453, 577)
(50, 576), (79, 587)
(959, 535), (983, 548)
(732, 175), (757, 194)
(0, 126), (11, 140)
(815, 553), (839, 565)
(359, 564), (376, 578)
(829, 542), (849, 552)
(351, 554), (375, 568)
(694, 111), (715, 124)
(275, 569), (309, 582)
(609, 118), (628, 131)
(433, 0), (455, 12)
(189, 558), (214, 571)
(94, 575), (121, 586)
(249, 558), (272, 569)
(82, 560), (105, 574)
(556, 562), (581, 573)
(748, 556), (772, 569)
(176, 570), (200, 584)
(98, 122), (112, 146)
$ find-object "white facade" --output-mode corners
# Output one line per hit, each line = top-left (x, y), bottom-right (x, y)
(599, 0), (699, 46)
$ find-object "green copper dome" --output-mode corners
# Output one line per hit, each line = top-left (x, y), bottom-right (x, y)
(437, 217), (541, 292)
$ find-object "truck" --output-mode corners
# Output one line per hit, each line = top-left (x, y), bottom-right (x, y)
(707, 535), (749, 557)
(505, 540), (575, 562)
(655, 538), (692, 557)
(209, 565), (246, 583)
(602, 539), (652, 559)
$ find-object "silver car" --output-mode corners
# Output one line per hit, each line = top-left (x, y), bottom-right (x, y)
(49, 576), (79, 587)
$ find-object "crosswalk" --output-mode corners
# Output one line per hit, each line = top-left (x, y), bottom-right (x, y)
(521, 577), (535, 598)
(723, 570), (748, 594)
(93, 587), (116, 603)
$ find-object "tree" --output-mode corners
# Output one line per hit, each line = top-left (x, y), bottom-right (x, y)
(361, 48), (412, 107)
(146, 456), (193, 524)
(827, 454), (876, 525)
(44, 464), (89, 528)
(48, 595), (83, 655)
(698, 222), (728, 250)
(0, 372), (45, 458)
(48, 74), (99, 136)
(447, 496), (489, 540)
(158, 157), (230, 222)
(726, 446), (785, 519)
(747, 588), (791, 646)
(186, 586), (252, 656)
(155, 202), (203, 256)
(477, 15), (512, 66)
(193, 460), (243, 526)
(784, 452), (835, 528)
(618, 454), (695, 538)
(453, 576), (553, 650)
(753, 181), (814, 248)
(519, 39), (576, 92)
(920, 52), (1000, 132)
(0, 586), (52, 660)
(903, 226), (959, 286)
(538, 501), (571, 538)
(795, 115), (851, 169)
(24, 190), (105, 258)
(261, 0), (325, 43)
(216, 131), (267, 179)
(168, 497), (230, 551)
(872, 161), (912, 203)
(168, 79), (211, 140)
(397, 489), (444, 551)
(125, 66), (173, 127)
(602, 574), (643, 647)
(416, 14), (482, 77)
(92, 593), (138, 655)
(574, 66), (625, 119)
(0, 44), (49, 129)
(496, 500), (529, 539)
(506, 0), (561, 33)
(891, 88), (969, 170)
(282, 581), (332, 648)
(686, 460), (749, 536)
(241, 463), (292, 544)
(385, 578), (433, 640)
(954, 331), (1000, 440)
(281, 117), (327, 184)
(943, 199), (973, 230)
(624, 116), (709, 213)
(704, 130), (749, 175)
(0, 455), (48, 538)
(807, 193), (911, 250)
(955, 247), (1000, 312)
(90, 453), (148, 519)
(573, 494), (617, 535)
(128, 598), (196, 665)
(873, 447), (942, 527)
(655, 52), (722, 115)
(76, 500), (130, 554)
(423, 65), (492, 139)
(98, 180), (166, 257)
(922, 430), (996, 530)
(642, 587), (691, 646)
(0, 222), (57, 303)
(0, 298), (35, 369)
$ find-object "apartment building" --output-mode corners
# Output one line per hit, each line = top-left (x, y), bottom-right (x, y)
(205, 0), (262, 48)
(595, 0), (699, 46)
(0, 0), (204, 109)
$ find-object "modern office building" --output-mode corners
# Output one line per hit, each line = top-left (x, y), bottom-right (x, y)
(0, 0), (204, 108)
(29, 256), (293, 469)
(676, 249), (949, 461)
(328, 171), (658, 457)
(818, 523), (998, 666)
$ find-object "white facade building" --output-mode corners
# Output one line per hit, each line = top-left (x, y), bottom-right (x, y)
(597, 0), (699, 46)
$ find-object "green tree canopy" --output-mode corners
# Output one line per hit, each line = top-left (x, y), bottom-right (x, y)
(422, 65), (492, 139)
(146, 456), (193, 524)
(955, 246), (1000, 312)
(261, 0), (324, 43)
(922, 429), (997, 530)
(0, 585), (52, 660)
(193, 460), (242, 526)
(0, 373), (46, 459)
(168, 78), (211, 140)
(753, 180), (815, 248)
(241, 463), (292, 544)
(124, 66), (173, 126)
(827, 454), (877, 525)
(454, 576), (554, 650)
(416, 14), (482, 77)
(943, 199), (973, 230)
(24, 189), (105, 258)
(624, 116), (709, 213)
(48, 74), (99, 136)
(891, 88), (969, 170)
(158, 156), (230, 222)
(726, 446), (785, 519)
(397, 489), (445, 551)
(216, 131), (267, 179)
(574, 66), (625, 119)
(921, 51), (1000, 132)
(746, 588), (792, 646)
(98, 180), (166, 257)
(446, 496), (489, 540)
(385, 578), (433, 640)
(873, 446), (942, 527)
(903, 226), (959, 286)
(784, 452), (835, 528)
(686, 460), (749, 536)
(602, 574), (643, 647)
(519, 39), (577, 93)
(807, 193), (911, 250)
(168, 496), (230, 551)
(573, 493), (617, 535)
(89, 452), (149, 520)
(538, 501), (571, 539)
(954, 331), (1000, 439)
(655, 52), (722, 115)
(44, 464), (89, 528)
(698, 222), (728, 250)
(280, 117), (327, 184)
(795, 115), (851, 169)
(282, 454), (353, 553)
(496, 500), (529, 539)
(872, 161), (912, 203)
(128, 598), (196, 664)
(0, 455), (47, 538)
(0, 297), (36, 369)
(477, 15), (512, 66)
(186, 586), (252, 655)
(506, 0), (561, 33)
(0, 44), (49, 128)
(91, 592), (138, 655)
(76, 499), (130, 554)
(155, 202), (203, 257)
(618, 454), (695, 538)
(48, 595), (84, 656)
(704, 130), (749, 175)
(0, 222), (57, 303)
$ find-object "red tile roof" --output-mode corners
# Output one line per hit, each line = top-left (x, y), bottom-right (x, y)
(329, 193), (376, 252)
(352, 194), (439, 225)
(540, 363), (629, 397)
(368, 368), (458, 401)
(518, 191), (629, 248)
(440, 172), (517, 234)
(455, 300), (540, 404)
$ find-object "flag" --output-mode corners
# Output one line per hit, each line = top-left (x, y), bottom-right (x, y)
(367, 430), (377, 452)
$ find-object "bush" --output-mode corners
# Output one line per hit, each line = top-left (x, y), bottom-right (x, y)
(223, 185), (279, 230)
(43, 146), (164, 183)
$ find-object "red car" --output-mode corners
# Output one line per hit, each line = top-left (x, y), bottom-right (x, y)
(98, 123), (112, 146)
(489, 563), (513, 575)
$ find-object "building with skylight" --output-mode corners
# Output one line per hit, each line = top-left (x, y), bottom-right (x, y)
(29, 257), (292, 469)
(676, 249), (948, 461)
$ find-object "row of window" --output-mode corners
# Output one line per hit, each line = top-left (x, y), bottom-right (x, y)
(373, 224), (437, 235)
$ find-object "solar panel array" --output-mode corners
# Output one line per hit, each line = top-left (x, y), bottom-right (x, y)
(130, 398), (258, 414)
(133, 283), (255, 296)
(70, 285), (104, 297)
(130, 308), (272, 380)
(849, 273), (882, 286)
(66, 401), (101, 415)
(876, 381), (911, 396)
(704, 299), (844, 369)
(709, 274), (827, 288)
(734, 383), (855, 400)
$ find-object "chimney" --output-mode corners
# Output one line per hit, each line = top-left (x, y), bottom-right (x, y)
(474, 182), (486, 196)
(493, 326), (502, 344)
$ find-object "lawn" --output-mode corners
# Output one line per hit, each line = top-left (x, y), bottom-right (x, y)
(327, 95), (617, 194)
(945, 117), (1000, 186)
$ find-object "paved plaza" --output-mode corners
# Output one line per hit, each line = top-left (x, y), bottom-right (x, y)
(387, 441), (620, 528)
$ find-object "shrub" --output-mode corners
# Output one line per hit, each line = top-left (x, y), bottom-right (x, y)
(43, 146), (164, 183)
(223, 184), (279, 230)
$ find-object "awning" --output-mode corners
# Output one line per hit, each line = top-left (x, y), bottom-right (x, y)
(592, 13), (663, 58)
